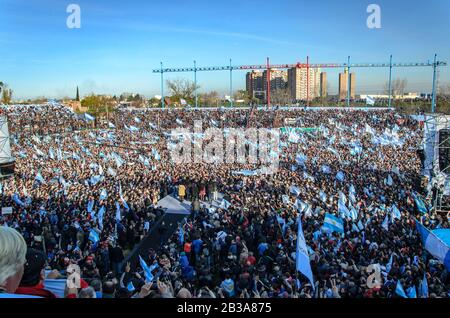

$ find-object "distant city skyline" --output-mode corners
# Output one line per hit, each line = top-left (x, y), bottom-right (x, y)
(0, 0), (449, 100)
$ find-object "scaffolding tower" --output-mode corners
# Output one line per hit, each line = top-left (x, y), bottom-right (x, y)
(0, 115), (15, 179)
(422, 113), (450, 214)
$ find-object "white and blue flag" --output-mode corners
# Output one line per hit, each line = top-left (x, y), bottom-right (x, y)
(319, 191), (327, 203)
(100, 189), (108, 201)
(84, 113), (95, 121)
(35, 173), (46, 184)
(88, 229), (100, 244)
(290, 186), (301, 197)
(338, 200), (350, 219)
(139, 255), (154, 283)
(420, 273), (428, 298)
(322, 213), (344, 234)
(321, 165), (331, 174)
(336, 171), (345, 182)
(416, 221), (450, 271)
(87, 199), (95, 215)
(412, 193), (428, 215)
(219, 198), (232, 210)
(115, 202), (121, 222)
(407, 286), (417, 298)
(395, 280), (407, 298)
(391, 204), (401, 220)
(296, 217), (314, 288)
(382, 215), (389, 231)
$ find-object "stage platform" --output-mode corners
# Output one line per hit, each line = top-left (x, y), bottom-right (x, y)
(156, 195), (191, 215)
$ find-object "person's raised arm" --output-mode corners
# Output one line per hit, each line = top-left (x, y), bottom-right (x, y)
(331, 279), (341, 298)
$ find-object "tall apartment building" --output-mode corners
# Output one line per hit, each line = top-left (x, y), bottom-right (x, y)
(287, 67), (321, 101)
(320, 72), (327, 98)
(349, 73), (356, 99)
(263, 69), (288, 93)
(338, 71), (356, 100)
(339, 72), (348, 100)
(246, 71), (264, 99)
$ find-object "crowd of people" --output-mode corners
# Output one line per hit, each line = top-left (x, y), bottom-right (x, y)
(0, 103), (448, 298)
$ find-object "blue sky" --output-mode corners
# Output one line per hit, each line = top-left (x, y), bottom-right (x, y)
(0, 0), (449, 99)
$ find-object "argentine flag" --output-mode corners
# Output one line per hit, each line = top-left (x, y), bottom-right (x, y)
(88, 230), (100, 244)
(412, 193), (428, 215)
(349, 184), (356, 203)
(407, 286), (417, 298)
(415, 221), (450, 271)
(139, 255), (154, 283)
(115, 202), (121, 222)
(319, 191), (327, 203)
(420, 273), (428, 298)
(395, 280), (407, 298)
(87, 199), (95, 214)
(385, 174), (394, 186)
(35, 173), (46, 184)
(290, 186), (301, 197)
(366, 96), (375, 106)
(322, 213), (344, 234)
(288, 131), (300, 144)
(107, 167), (117, 177)
(84, 113), (95, 121)
(391, 204), (401, 220)
(97, 206), (105, 228)
(382, 215), (389, 231)
(338, 200), (350, 219)
(276, 215), (287, 237)
(295, 217), (314, 288)
(100, 189), (108, 201)
(152, 148), (161, 161)
(321, 165), (331, 174)
(220, 198), (232, 210)
(296, 153), (307, 165)
(179, 224), (184, 245)
(336, 171), (345, 182)
(108, 122), (115, 129)
(294, 199), (308, 213)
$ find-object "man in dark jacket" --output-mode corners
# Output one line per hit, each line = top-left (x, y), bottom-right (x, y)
(15, 249), (57, 298)
(109, 244), (124, 276)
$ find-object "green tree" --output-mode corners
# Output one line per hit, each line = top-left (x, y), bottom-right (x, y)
(166, 78), (199, 101)
(270, 88), (291, 106)
(148, 97), (161, 107)
(199, 91), (220, 107)
(233, 89), (251, 105)
(76, 86), (80, 101)
(81, 95), (115, 118)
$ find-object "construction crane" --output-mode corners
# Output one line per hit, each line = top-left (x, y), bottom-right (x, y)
(153, 55), (447, 111)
